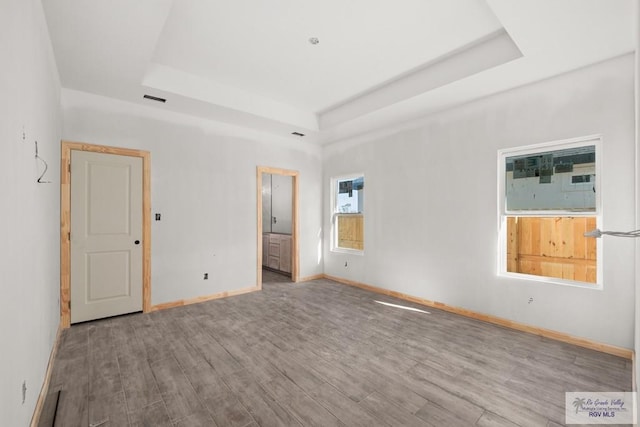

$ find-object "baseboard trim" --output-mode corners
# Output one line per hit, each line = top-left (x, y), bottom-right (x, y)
(150, 286), (260, 312)
(30, 323), (63, 427)
(298, 274), (324, 282)
(324, 274), (633, 360)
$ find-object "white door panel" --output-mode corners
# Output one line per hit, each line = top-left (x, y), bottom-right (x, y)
(70, 151), (143, 323)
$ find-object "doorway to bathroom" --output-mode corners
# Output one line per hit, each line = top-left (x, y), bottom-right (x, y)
(256, 166), (299, 288)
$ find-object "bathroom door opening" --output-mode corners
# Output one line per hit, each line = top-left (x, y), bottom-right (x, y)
(256, 166), (299, 288)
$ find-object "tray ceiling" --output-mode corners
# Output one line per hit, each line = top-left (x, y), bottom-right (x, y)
(42, 0), (635, 145)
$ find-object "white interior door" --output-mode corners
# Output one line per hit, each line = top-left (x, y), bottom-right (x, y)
(70, 150), (143, 323)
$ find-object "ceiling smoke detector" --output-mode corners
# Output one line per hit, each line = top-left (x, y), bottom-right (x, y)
(308, 37), (319, 45)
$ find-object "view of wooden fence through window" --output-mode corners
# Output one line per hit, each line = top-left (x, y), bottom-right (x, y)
(335, 175), (364, 251)
(337, 214), (364, 250)
(506, 216), (597, 283)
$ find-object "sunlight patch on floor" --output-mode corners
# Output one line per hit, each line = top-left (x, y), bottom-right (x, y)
(374, 300), (430, 314)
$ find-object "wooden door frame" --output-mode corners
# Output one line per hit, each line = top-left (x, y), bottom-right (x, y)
(257, 166), (299, 288)
(60, 141), (151, 328)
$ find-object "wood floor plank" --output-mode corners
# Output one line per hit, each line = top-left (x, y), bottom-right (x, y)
(170, 338), (209, 372)
(476, 410), (520, 427)
(407, 362), (551, 427)
(87, 321), (114, 355)
(307, 382), (385, 427)
(256, 342), (326, 394)
(414, 400), (475, 427)
(149, 356), (192, 396)
(359, 391), (431, 427)
(262, 374), (343, 427)
(298, 345), (429, 415)
(223, 370), (302, 427)
(133, 321), (174, 364)
(204, 392), (255, 427)
(173, 408), (218, 427)
(391, 370), (485, 424)
(112, 320), (147, 360)
(288, 348), (375, 402)
(149, 355), (205, 422)
(118, 353), (162, 412)
(88, 391), (129, 427)
(89, 348), (122, 397)
(50, 351), (88, 392)
(162, 390), (205, 424)
(53, 388), (89, 427)
(49, 276), (632, 427)
(182, 360), (231, 404)
(127, 400), (172, 426)
(191, 332), (244, 377)
(214, 331), (283, 383)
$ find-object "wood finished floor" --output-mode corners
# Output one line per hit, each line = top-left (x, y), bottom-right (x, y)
(48, 274), (632, 427)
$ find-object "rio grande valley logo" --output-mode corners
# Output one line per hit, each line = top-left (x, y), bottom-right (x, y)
(566, 392), (635, 424)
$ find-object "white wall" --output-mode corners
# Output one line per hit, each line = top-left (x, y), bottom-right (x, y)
(62, 89), (323, 305)
(0, 0), (61, 424)
(324, 53), (636, 349)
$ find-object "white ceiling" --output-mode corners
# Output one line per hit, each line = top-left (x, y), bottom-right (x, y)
(42, 0), (635, 145)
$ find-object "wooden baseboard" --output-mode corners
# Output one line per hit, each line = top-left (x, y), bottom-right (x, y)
(297, 274), (324, 282)
(150, 286), (260, 312)
(324, 274), (633, 360)
(30, 324), (63, 427)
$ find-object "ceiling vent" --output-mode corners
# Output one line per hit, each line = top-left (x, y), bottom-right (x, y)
(143, 94), (166, 103)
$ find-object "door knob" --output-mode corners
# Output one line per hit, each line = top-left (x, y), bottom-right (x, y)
(134, 240), (140, 245)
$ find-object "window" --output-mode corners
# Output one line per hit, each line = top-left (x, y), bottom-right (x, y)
(332, 175), (364, 252)
(498, 136), (601, 287)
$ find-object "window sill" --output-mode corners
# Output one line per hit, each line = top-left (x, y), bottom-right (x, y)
(331, 247), (365, 256)
(498, 271), (602, 290)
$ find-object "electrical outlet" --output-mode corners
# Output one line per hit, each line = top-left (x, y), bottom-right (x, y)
(204, 273), (208, 280)
(22, 381), (26, 404)
(155, 213), (161, 221)
(528, 297), (534, 304)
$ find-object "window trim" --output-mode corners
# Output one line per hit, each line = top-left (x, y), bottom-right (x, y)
(497, 135), (603, 289)
(331, 173), (365, 254)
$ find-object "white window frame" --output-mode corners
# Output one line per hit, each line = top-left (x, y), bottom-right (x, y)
(497, 135), (603, 289)
(331, 173), (365, 255)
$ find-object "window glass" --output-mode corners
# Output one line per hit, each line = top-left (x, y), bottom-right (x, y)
(333, 176), (364, 252)
(505, 145), (595, 212)
(500, 138), (600, 286)
(337, 177), (364, 213)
